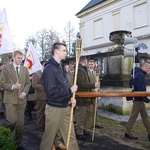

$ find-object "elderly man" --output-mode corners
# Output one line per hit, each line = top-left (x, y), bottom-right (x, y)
(125, 61), (150, 141)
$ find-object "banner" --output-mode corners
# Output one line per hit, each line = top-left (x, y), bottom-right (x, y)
(24, 42), (42, 75)
(0, 9), (13, 55)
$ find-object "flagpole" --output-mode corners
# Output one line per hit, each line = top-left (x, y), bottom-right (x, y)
(0, 8), (13, 55)
(92, 68), (100, 141)
(66, 37), (82, 150)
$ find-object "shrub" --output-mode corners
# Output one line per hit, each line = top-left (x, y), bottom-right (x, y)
(0, 124), (17, 150)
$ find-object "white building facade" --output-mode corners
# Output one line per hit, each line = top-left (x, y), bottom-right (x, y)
(76, 0), (150, 115)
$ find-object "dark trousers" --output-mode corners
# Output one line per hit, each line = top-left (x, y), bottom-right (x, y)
(26, 101), (36, 116)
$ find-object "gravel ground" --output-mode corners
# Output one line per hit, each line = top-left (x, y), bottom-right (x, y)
(98, 109), (150, 122)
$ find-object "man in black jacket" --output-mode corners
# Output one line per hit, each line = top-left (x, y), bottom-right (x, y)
(125, 61), (150, 141)
(40, 43), (79, 150)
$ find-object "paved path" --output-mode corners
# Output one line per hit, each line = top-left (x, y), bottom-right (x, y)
(0, 111), (145, 150)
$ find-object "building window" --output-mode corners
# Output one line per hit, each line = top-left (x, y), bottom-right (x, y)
(134, 2), (148, 29)
(80, 23), (85, 46)
(112, 9), (120, 30)
(93, 19), (103, 39)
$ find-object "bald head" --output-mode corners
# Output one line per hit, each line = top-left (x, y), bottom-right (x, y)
(141, 62), (150, 74)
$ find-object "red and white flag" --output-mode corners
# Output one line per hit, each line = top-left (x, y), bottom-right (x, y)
(24, 42), (42, 75)
(0, 9), (13, 55)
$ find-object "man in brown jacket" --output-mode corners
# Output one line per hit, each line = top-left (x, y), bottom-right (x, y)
(32, 61), (66, 150)
(88, 59), (103, 129)
(76, 56), (100, 141)
(67, 61), (75, 88)
(32, 61), (46, 130)
(0, 50), (30, 150)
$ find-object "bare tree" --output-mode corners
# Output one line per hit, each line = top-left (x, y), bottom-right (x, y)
(25, 28), (60, 60)
(64, 21), (76, 57)
(35, 28), (60, 60)
(24, 35), (37, 54)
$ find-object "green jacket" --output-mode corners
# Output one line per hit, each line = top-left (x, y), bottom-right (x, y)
(76, 63), (95, 106)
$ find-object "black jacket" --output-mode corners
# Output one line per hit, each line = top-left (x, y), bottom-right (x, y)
(42, 57), (72, 107)
(130, 67), (149, 103)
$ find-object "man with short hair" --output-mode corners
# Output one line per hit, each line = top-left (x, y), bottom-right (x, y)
(125, 61), (150, 141)
(0, 50), (31, 150)
(40, 43), (79, 150)
(75, 56), (100, 141)
(67, 61), (75, 88)
(88, 58), (103, 129)
(33, 60), (66, 150)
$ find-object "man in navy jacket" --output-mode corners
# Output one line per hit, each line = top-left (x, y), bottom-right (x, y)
(40, 43), (79, 150)
(125, 61), (150, 141)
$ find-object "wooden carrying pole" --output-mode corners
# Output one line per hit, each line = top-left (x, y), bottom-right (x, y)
(92, 68), (100, 141)
(75, 91), (150, 98)
(66, 38), (82, 150)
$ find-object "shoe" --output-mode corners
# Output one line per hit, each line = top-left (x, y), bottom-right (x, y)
(17, 146), (27, 150)
(95, 124), (104, 129)
(124, 133), (138, 140)
(32, 108), (37, 111)
(83, 130), (90, 136)
(73, 121), (77, 125)
(76, 134), (86, 141)
(148, 134), (150, 141)
(54, 143), (66, 149)
(0, 112), (4, 115)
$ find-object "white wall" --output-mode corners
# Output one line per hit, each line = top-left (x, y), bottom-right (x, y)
(78, 0), (150, 114)
(79, 0), (150, 55)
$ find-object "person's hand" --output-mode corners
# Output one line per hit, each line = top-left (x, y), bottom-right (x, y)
(95, 82), (100, 88)
(70, 85), (78, 93)
(68, 98), (76, 108)
(91, 89), (97, 92)
(0, 88), (4, 91)
(14, 82), (21, 90)
(19, 92), (26, 100)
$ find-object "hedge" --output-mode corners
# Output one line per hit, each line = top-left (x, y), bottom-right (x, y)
(0, 124), (17, 150)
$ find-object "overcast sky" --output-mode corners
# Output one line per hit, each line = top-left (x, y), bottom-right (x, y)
(0, 0), (90, 48)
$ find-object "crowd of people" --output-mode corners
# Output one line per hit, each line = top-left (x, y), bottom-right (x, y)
(0, 46), (102, 150)
(0, 42), (150, 150)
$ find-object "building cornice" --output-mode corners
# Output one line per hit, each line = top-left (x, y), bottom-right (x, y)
(83, 33), (150, 51)
(76, 0), (120, 18)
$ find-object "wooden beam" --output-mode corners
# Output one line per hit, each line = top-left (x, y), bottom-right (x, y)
(75, 92), (150, 98)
